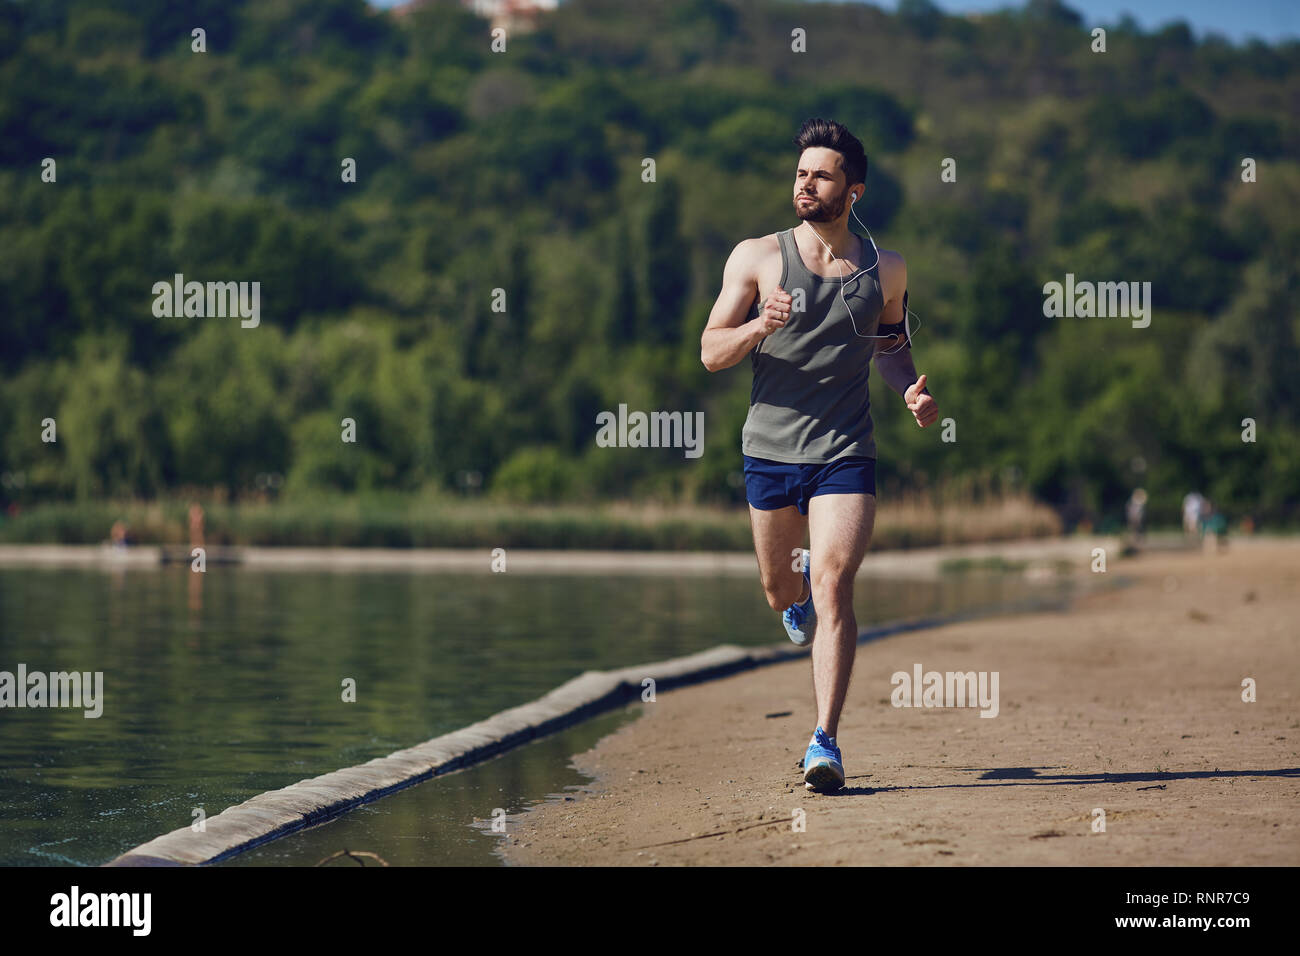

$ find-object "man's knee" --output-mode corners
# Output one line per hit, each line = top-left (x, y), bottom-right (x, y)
(762, 572), (801, 612)
(811, 565), (856, 613)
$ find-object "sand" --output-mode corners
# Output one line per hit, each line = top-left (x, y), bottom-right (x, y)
(499, 538), (1300, 866)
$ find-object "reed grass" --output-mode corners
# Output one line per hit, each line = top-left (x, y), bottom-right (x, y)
(0, 490), (1063, 551)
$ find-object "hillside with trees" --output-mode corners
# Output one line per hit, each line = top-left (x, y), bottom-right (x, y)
(2, 0), (1297, 532)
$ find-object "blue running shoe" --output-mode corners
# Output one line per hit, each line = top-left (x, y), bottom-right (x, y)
(803, 726), (845, 792)
(781, 549), (816, 646)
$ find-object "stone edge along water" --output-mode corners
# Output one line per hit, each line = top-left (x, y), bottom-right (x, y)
(104, 642), (807, 866)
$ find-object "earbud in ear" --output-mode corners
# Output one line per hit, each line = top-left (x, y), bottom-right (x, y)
(851, 193), (858, 203)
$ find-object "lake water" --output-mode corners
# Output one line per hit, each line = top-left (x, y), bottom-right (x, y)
(0, 562), (1084, 866)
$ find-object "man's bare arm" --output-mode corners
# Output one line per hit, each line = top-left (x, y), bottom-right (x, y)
(874, 251), (938, 427)
(875, 345), (926, 397)
(872, 251), (927, 397)
(701, 240), (788, 372)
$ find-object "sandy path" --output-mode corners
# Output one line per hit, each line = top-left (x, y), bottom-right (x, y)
(500, 539), (1300, 865)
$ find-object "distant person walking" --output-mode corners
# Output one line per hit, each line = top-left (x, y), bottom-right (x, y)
(188, 502), (205, 549)
(701, 118), (938, 792)
(1201, 499), (1228, 553)
(1125, 488), (1148, 545)
(1183, 491), (1206, 538)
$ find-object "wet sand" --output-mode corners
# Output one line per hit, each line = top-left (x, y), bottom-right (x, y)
(500, 538), (1300, 866)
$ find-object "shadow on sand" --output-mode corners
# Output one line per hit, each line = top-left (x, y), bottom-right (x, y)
(815, 765), (1300, 796)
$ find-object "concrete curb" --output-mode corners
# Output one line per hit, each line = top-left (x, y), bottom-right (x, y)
(104, 643), (796, 866)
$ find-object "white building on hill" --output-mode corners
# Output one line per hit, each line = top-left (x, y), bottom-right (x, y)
(393, 0), (561, 33)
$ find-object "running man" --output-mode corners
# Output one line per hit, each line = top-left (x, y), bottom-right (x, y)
(700, 118), (939, 792)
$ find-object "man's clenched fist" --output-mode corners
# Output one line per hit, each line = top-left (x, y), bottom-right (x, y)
(904, 373), (939, 428)
(757, 284), (793, 337)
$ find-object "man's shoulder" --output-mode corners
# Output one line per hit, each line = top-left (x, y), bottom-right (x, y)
(876, 247), (905, 270)
(875, 247), (906, 297)
(727, 233), (784, 278)
(735, 232), (783, 257)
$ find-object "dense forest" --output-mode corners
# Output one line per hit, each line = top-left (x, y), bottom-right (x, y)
(2, 0), (1298, 528)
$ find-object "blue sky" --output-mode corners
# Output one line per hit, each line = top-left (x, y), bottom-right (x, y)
(366, 0), (1298, 46)
(878, 0), (1297, 44)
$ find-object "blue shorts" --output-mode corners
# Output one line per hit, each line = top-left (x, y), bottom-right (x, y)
(743, 455), (876, 516)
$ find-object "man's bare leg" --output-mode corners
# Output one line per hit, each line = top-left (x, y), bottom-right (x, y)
(806, 492), (876, 739)
(748, 504), (808, 613)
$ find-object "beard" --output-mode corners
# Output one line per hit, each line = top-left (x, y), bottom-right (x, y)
(795, 191), (849, 222)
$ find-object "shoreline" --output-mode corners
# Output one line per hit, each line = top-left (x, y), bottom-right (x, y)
(0, 534), (1135, 577)
(99, 536), (1125, 865)
(107, 609), (1052, 866)
(497, 539), (1300, 866)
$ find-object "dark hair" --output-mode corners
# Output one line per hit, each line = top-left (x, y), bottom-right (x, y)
(793, 118), (868, 189)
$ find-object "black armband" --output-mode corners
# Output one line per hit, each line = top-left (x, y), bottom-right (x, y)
(874, 290), (911, 348)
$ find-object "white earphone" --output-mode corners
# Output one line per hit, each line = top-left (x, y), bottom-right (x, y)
(803, 188), (918, 353)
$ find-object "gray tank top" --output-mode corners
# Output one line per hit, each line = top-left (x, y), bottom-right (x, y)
(741, 227), (884, 463)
